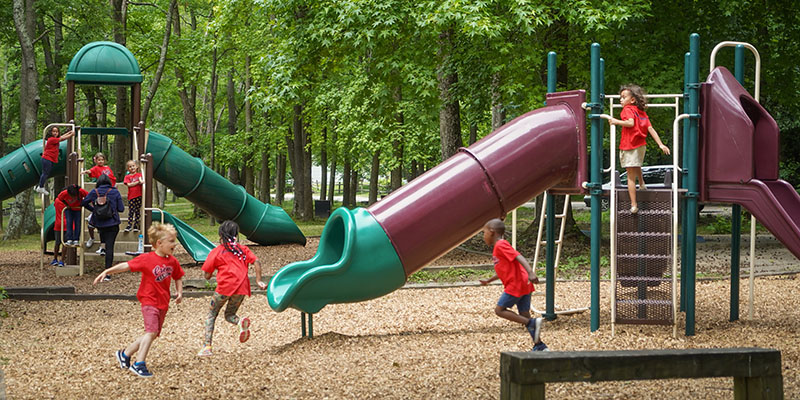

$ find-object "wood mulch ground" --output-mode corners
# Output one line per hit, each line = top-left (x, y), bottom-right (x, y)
(1, 235), (799, 398)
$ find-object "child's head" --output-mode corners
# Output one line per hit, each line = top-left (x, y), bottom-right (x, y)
(93, 152), (106, 166)
(126, 160), (139, 174)
(219, 220), (240, 243)
(96, 174), (112, 187)
(482, 218), (505, 246)
(66, 184), (80, 197)
(149, 223), (178, 256)
(620, 84), (647, 111)
(46, 126), (60, 139)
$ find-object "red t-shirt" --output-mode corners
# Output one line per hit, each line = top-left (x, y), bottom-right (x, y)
(128, 252), (185, 310)
(88, 165), (117, 186)
(42, 137), (61, 163)
(57, 188), (89, 211)
(619, 105), (651, 150)
(124, 172), (143, 199)
(202, 244), (258, 296)
(492, 239), (534, 297)
(53, 198), (65, 232)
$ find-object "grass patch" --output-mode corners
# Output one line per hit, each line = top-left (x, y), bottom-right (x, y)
(408, 268), (494, 284)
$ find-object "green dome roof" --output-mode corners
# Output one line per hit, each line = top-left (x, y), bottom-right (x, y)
(66, 41), (142, 85)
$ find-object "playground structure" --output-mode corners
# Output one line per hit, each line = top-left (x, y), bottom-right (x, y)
(0, 41), (306, 274)
(268, 34), (800, 337)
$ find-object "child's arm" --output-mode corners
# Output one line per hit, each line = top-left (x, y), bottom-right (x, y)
(93, 262), (130, 284)
(59, 130), (75, 141)
(173, 278), (183, 304)
(609, 117), (634, 128)
(203, 270), (213, 280)
(516, 255), (539, 284)
(648, 126), (670, 155)
(253, 260), (267, 290)
(479, 274), (499, 285)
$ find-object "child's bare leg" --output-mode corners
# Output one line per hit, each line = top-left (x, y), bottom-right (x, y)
(494, 305), (528, 325)
(125, 332), (157, 364)
(626, 167), (641, 210)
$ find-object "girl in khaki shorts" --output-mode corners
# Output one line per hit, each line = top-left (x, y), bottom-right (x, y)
(609, 85), (670, 214)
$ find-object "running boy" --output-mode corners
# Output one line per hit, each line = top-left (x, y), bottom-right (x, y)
(479, 218), (548, 351)
(93, 223), (184, 377)
(197, 220), (266, 356)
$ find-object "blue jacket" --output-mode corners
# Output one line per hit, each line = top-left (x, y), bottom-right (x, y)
(82, 184), (124, 228)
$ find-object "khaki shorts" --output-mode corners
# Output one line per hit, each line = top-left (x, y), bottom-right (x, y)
(620, 146), (646, 168)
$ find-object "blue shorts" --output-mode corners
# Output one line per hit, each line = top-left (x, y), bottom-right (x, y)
(497, 292), (531, 313)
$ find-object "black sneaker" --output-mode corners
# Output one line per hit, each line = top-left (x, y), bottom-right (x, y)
(116, 350), (130, 369)
(129, 362), (153, 378)
(103, 275), (112, 282)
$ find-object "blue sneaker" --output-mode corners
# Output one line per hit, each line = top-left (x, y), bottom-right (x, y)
(116, 350), (130, 369)
(532, 342), (550, 352)
(49, 259), (59, 266)
(129, 362), (153, 378)
(526, 317), (543, 343)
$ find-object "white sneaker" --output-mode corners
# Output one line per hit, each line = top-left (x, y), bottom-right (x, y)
(96, 247), (106, 256)
(85, 238), (94, 248)
(35, 186), (47, 194)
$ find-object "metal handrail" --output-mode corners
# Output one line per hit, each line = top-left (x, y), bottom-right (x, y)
(710, 41), (761, 102)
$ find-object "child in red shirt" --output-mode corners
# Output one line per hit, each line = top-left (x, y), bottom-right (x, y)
(56, 184), (89, 246)
(479, 218), (548, 351)
(82, 152), (117, 187)
(93, 223), (184, 378)
(50, 194), (66, 267)
(609, 84), (670, 214)
(197, 220), (266, 357)
(36, 126), (74, 194)
(123, 160), (143, 232)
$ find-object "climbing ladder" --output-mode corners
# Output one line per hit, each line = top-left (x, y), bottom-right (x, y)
(531, 193), (589, 316)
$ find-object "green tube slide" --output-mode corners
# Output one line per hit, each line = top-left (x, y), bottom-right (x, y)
(267, 207), (406, 313)
(146, 132), (305, 246)
(0, 140), (68, 201)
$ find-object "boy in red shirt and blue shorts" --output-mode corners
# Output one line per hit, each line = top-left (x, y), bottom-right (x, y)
(93, 223), (184, 377)
(480, 218), (548, 351)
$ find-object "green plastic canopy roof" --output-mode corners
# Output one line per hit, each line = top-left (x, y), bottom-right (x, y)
(66, 41), (142, 85)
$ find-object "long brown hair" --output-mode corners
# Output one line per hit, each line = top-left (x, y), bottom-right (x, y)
(621, 84), (648, 111)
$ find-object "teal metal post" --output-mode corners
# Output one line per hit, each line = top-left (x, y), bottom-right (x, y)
(589, 43), (603, 331)
(730, 45), (745, 321)
(685, 34), (701, 336)
(680, 52), (690, 312)
(544, 51), (557, 320)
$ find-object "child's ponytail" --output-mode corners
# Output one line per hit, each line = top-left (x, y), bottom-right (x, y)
(219, 220), (246, 261)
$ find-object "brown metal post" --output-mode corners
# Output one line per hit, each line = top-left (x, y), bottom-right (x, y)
(66, 82), (75, 121)
(142, 153), (154, 252)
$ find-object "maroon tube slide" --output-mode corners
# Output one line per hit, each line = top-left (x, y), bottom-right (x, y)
(700, 67), (800, 259)
(368, 90), (587, 276)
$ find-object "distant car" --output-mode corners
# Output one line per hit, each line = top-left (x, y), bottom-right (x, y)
(583, 165), (674, 210)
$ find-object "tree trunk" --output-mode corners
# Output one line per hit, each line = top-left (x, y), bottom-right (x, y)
(259, 149), (270, 204)
(83, 87), (99, 150)
(350, 164), (358, 206)
(173, 6), (199, 153)
(276, 153), (286, 205)
(342, 156), (351, 208)
(97, 87), (109, 155)
(320, 126), (327, 201)
(469, 122), (478, 145)
(437, 27), (462, 161)
(141, 0), (176, 124)
(327, 127), (337, 203)
(226, 67), (240, 185)
(391, 83), (404, 191)
(369, 150), (380, 204)
(287, 104), (311, 220)
(112, 0), (130, 175)
(207, 46), (219, 169)
(0, 84), (4, 156)
(243, 56), (254, 195)
(491, 72), (506, 131)
(156, 181), (167, 209)
(7, 0), (40, 239)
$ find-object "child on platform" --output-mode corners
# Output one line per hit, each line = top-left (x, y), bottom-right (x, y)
(35, 126), (74, 194)
(123, 160), (143, 232)
(56, 184), (89, 246)
(93, 223), (184, 378)
(608, 84), (670, 214)
(479, 218), (548, 351)
(197, 220), (267, 357)
(82, 152), (116, 250)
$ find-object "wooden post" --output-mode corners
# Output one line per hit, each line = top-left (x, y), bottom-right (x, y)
(142, 153), (153, 251)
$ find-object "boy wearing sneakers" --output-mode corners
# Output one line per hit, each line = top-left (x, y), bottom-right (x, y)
(479, 218), (548, 351)
(93, 223), (184, 377)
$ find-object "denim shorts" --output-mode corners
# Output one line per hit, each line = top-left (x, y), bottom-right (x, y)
(497, 292), (531, 313)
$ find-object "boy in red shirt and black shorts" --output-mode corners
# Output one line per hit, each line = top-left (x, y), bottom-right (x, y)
(480, 218), (548, 351)
(93, 223), (184, 377)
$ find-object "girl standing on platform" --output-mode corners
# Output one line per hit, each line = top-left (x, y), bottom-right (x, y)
(123, 160), (143, 232)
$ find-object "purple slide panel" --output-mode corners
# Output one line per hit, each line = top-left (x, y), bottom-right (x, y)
(700, 66), (800, 260)
(368, 90), (586, 276)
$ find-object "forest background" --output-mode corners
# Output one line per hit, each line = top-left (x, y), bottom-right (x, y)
(1, 0), (799, 240)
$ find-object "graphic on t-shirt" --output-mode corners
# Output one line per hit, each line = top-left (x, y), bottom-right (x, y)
(153, 265), (174, 282)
